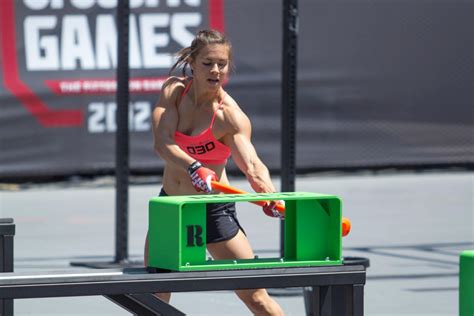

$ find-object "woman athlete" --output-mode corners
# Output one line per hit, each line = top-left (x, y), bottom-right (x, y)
(145, 29), (284, 316)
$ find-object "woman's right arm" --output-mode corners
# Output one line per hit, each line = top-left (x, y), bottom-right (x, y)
(152, 79), (195, 170)
(153, 78), (218, 193)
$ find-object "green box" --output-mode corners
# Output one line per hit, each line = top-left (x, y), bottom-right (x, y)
(460, 250), (474, 316)
(148, 192), (342, 271)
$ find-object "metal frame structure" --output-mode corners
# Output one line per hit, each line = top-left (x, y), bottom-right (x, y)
(115, 0), (131, 264)
(0, 218), (14, 316)
(281, 0), (299, 257)
(0, 265), (365, 315)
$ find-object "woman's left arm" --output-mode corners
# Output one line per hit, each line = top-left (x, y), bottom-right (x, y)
(222, 106), (276, 194)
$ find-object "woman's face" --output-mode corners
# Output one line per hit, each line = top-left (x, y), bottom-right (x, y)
(190, 43), (230, 90)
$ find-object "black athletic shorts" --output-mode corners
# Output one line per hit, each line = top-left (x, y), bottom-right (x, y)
(159, 188), (245, 243)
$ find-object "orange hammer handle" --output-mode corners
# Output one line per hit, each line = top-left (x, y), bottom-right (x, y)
(211, 181), (351, 236)
(211, 181), (282, 211)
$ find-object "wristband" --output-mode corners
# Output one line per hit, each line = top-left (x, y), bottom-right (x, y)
(187, 161), (202, 175)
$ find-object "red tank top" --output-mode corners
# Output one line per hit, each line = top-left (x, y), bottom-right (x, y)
(174, 80), (231, 165)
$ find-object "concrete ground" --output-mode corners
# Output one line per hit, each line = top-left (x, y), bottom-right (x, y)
(0, 170), (472, 315)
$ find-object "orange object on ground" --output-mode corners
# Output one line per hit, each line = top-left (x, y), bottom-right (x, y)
(211, 181), (351, 237)
(342, 217), (351, 237)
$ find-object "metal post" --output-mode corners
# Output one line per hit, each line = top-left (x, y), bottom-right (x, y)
(115, 0), (130, 263)
(280, 0), (298, 255)
(69, 0), (134, 269)
(0, 218), (15, 316)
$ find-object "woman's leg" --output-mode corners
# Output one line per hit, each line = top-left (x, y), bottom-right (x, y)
(144, 233), (171, 303)
(206, 230), (284, 316)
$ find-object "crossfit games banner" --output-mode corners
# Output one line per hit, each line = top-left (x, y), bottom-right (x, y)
(0, 0), (225, 179)
(0, 0), (473, 180)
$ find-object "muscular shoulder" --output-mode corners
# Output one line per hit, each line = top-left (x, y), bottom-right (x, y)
(158, 76), (188, 105)
(219, 94), (251, 136)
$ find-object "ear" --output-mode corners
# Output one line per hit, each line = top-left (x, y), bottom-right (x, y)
(187, 56), (194, 70)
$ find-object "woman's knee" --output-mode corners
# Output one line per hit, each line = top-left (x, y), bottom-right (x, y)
(236, 289), (282, 315)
